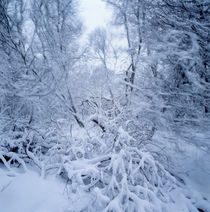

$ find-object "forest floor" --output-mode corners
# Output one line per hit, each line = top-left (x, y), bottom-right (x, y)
(0, 141), (210, 212)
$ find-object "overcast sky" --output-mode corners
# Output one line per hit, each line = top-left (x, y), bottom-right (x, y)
(79, 0), (113, 34)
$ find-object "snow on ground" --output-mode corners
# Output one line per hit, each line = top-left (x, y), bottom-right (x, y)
(0, 169), (68, 212)
(0, 143), (210, 212)
(170, 140), (210, 203)
(152, 131), (210, 211)
(183, 149), (210, 201)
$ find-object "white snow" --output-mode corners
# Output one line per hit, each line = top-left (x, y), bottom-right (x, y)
(0, 169), (68, 212)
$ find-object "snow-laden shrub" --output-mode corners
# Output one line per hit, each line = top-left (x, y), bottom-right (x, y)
(55, 137), (199, 212)
(62, 147), (176, 211)
(19, 121), (195, 212)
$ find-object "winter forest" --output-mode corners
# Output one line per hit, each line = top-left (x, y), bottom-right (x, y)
(0, 0), (210, 211)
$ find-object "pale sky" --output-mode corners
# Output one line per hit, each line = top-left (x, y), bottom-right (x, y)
(79, 0), (112, 34)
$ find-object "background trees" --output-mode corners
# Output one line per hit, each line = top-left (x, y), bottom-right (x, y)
(153, 0), (210, 151)
(104, 0), (210, 152)
(0, 0), (84, 164)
